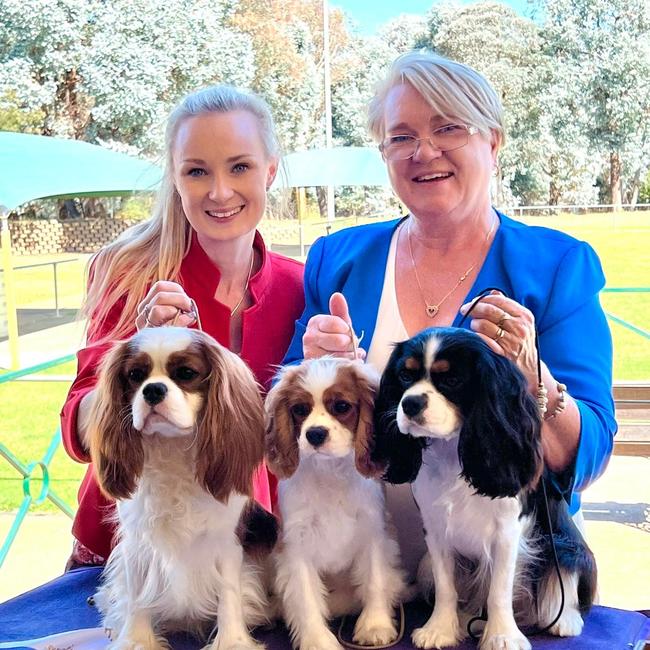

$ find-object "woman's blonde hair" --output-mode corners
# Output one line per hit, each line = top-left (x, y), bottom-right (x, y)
(83, 85), (280, 341)
(368, 50), (505, 146)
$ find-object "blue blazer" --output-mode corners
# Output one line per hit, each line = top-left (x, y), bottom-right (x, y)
(284, 212), (617, 513)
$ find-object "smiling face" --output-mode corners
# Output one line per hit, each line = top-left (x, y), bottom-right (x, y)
(172, 110), (278, 247)
(382, 82), (499, 222)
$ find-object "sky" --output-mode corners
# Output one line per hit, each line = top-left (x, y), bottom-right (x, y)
(332, 0), (533, 35)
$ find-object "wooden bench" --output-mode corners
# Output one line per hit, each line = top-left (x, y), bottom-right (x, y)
(613, 383), (650, 456)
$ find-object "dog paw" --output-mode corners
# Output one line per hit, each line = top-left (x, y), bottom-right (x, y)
(298, 629), (342, 650)
(109, 637), (167, 650)
(207, 633), (264, 650)
(548, 607), (584, 637)
(479, 630), (531, 650)
(353, 610), (398, 645)
(411, 617), (462, 649)
(107, 627), (167, 650)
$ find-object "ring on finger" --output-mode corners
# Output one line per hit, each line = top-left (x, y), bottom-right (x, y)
(143, 304), (155, 328)
(493, 326), (505, 341)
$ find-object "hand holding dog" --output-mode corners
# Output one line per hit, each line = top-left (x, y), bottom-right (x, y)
(460, 290), (538, 389)
(135, 280), (197, 330)
(302, 292), (366, 360)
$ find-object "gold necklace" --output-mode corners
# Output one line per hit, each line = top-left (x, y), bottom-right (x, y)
(230, 250), (255, 317)
(407, 216), (496, 319)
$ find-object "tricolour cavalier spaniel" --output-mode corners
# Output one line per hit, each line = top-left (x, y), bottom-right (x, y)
(88, 327), (275, 650)
(372, 327), (596, 650)
(265, 357), (407, 650)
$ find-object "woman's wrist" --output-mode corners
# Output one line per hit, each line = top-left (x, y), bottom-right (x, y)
(544, 381), (568, 421)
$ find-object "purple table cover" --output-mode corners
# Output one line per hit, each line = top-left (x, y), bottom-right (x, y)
(0, 567), (648, 649)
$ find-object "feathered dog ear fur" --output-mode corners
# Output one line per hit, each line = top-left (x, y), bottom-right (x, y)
(348, 363), (384, 478)
(371, 343), (426, 484)
(195, 338), (265, 501)
(458, 350), (543, 498)
(89, 339), (144, 500)
(264, 366), (301, 479)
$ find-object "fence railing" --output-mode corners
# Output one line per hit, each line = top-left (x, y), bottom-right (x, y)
(11, 258), (78, 317)
(0, 354), (75, 570)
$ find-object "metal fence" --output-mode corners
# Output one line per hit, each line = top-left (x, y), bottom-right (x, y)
(0, 354), (75, 570)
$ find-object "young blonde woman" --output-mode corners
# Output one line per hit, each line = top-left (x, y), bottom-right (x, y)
(61, 85), (304, 567)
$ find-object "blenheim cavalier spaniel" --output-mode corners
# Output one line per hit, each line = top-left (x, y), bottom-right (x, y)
(265, 357), (407, 650)
(88, 327), (275, 650)
(372, 327), (596, 650)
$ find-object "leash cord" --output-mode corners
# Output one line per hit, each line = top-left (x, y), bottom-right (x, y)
(458, 288), (565, 640)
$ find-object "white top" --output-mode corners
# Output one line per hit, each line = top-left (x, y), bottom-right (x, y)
(366, 223), (426, 582)
(367, 223), (409, 373)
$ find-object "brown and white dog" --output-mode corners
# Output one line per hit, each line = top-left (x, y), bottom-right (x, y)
(265, 357), (407, 650)
(88, 326), (274, 650)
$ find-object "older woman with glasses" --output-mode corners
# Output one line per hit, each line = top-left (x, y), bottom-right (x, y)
(283, 50), (615, 579)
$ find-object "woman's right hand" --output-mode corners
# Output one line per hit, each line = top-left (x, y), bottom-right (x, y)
(135, 281), (197, 330)
(302, 293), (366, 360)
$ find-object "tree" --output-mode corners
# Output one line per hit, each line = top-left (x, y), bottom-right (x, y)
(540, 0), (650, 208)
(229, 0), (349, 152)
(82, 0), (255, 154)
(0, 0), (95, 137)
(423, 2), (547, 206)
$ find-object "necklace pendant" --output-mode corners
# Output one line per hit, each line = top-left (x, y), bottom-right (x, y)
(426, 304), (438, 318)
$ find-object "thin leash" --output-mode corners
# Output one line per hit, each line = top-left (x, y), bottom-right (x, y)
(347, 323), (365, 359)
(171, 298), (203, 331)
(458, 287), (566, 640)
(335, 326), (404, 650)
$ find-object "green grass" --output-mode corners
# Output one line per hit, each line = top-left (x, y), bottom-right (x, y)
(0, 254), (90, 309)
(0, 371), (84, 513)
(0, 213), (648, 513)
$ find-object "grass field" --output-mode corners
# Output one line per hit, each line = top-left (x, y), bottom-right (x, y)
(0, 212), (648, 514)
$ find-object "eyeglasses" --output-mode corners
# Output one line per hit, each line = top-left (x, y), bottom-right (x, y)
(379, 124), (478, 161)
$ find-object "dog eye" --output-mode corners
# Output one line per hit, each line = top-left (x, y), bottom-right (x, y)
(291, 403), (311, 418)
(127, 368), (147, 383)
(333, 400), (351, 414)
(173, 366), (199, 381)
(438, 374), (461, 389)
(398, 369), (414, 384)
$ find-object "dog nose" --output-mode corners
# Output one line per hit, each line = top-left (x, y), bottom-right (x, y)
(305, 426), (328, 448)
(402, 394), (428, 418)
(142, 382), (167, 406)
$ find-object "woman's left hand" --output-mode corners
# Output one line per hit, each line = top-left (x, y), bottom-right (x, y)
(459, 291), (538, 388)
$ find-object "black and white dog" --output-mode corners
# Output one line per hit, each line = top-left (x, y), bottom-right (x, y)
(372, 327), (596, 650)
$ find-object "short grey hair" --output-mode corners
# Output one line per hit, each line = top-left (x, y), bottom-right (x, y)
(368, 50), (505, 146)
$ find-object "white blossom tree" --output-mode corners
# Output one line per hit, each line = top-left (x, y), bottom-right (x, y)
(541, 0), (650, 208)
(423, 2), (548, 206)
(0, 0), (95, 137)
(82, 0), (255, 154)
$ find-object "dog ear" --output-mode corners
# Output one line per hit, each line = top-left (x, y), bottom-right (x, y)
(371, 344), (425, 484)
(458, 351), (543, 498)
(264, 369), (300, 479)
(351, 364), (384, 478)
(89, 340), (144, 500)
(195, 338), (265, 501)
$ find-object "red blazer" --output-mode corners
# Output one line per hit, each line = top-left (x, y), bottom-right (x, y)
(60, 231), (304, 559)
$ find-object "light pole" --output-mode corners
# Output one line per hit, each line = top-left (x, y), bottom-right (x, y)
(323, 0), (335, 223)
